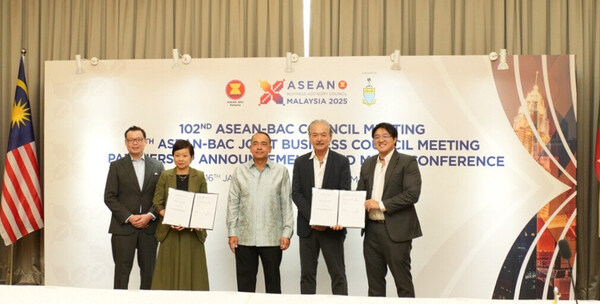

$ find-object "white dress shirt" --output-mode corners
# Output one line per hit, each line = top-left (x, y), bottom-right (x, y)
(369, 152), (392, 220)
(309, 149), (329, 189)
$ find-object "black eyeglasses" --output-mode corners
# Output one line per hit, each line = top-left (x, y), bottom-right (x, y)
(125, 138), (145, 144)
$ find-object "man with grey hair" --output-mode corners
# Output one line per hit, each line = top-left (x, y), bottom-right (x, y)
(292, 119), (351, 295)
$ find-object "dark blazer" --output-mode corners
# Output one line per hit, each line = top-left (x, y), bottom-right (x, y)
(104, 154), (165, 235)
(357, 150), (422, 242)
(152, 167), (208, 243)
(292, 149), (351, 238)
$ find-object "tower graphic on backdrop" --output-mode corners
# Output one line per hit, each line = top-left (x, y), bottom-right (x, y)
(512, 72), (551, 172)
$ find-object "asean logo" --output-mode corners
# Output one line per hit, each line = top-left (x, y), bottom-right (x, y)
(226, 80), (245, 100)
(362, 78), (376, 106)
(338, 80), (347, 89)
(259, 79), (285, 105)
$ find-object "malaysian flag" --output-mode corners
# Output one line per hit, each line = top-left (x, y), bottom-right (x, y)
(0, 57), (43, 245)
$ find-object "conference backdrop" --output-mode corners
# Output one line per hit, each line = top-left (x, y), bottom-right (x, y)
(44, 55), (576, 299)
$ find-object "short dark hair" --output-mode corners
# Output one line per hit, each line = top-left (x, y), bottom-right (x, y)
(124, 126), (146, 139)
(251, 131), (272, 145)
(172, 139), (194, 157)
(371, 122), (398, 139)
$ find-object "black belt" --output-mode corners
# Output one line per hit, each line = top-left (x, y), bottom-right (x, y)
(369, 219), (385, 224)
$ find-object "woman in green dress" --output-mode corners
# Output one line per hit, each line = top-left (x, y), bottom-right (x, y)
(151, 139), (209, 290)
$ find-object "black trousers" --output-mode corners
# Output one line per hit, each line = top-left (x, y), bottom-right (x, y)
(111, 231), (158, 289)
(235, 245), (282, 293)
(299, 231), (347, 295)
(363, 221), (414, 297)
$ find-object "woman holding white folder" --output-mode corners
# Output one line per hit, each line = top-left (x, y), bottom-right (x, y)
(151, 139), (209, 290)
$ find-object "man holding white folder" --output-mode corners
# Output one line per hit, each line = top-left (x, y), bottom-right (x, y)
(292, 119), (351, 295)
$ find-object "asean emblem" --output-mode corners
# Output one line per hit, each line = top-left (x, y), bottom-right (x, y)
(226, 80), (245, 100)
(362, 78), (376, 106)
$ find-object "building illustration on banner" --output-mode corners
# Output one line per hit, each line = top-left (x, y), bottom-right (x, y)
(492, 56), (577, 300)
(512, 72), (551, 172)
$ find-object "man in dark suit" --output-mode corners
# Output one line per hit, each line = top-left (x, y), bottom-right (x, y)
(104, 126), (164, 289)
(357, 122), (422, 297)
(292, 119), (351, 295)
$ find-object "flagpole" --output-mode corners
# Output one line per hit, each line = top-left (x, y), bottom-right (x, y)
(8, 244), (14, 285)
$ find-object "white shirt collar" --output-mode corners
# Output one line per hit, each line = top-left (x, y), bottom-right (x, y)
(309, 149), (329, 161)
(130, 153), (145, 162)
(378, 151), (393, 164)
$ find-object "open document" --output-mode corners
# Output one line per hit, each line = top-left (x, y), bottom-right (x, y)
(162, 188), (218, 230)
(309, 188), (366, 228)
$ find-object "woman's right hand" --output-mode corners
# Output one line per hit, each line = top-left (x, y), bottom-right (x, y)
(170, 225), (185, 231)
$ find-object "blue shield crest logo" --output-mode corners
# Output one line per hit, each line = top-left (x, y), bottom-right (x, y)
(362, 78), (376, 106)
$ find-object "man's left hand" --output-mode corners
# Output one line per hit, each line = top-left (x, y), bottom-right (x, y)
(131, 214), (152, 229)
(365, 199), (380, 212)
(280, 237), (290, 250)
(310, 225), (327, 232)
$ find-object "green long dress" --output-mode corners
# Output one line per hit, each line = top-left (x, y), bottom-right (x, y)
(151, 168), (210, 290)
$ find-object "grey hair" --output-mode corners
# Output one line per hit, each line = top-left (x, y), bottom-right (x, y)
(308, 119), (333, 137)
